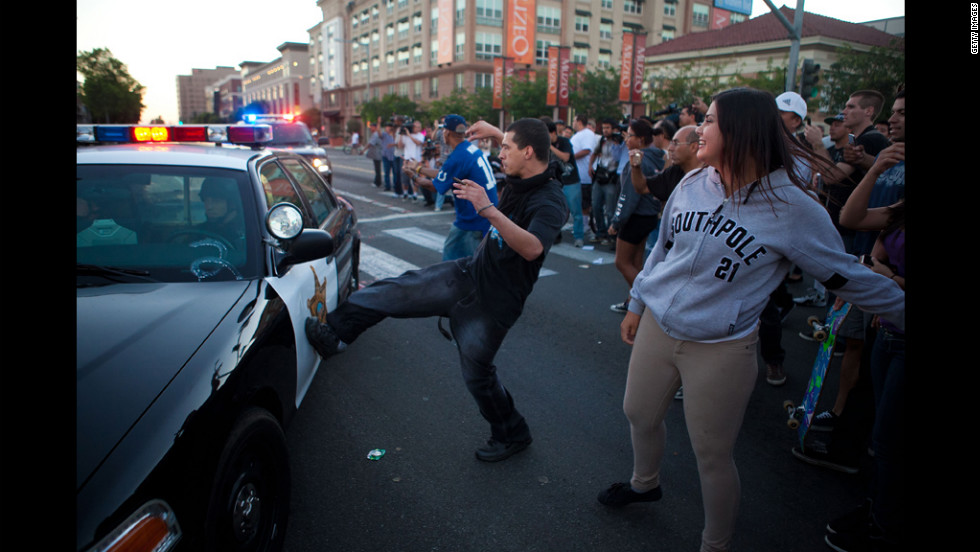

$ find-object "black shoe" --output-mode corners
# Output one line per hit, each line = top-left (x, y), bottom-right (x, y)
(791, 441), (858, 475)
(305, 317), (346, 358)
(597, 482), (662, 507)
(474, 437), (532, 462)
(827, 499), (872, 536)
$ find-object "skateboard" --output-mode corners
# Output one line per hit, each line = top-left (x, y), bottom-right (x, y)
(783, 302), (851, 448)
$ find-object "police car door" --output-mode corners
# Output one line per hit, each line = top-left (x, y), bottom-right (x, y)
(258, 159), (340, 408)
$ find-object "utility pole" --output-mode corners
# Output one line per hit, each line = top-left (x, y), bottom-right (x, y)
(762, 0), (805, 92)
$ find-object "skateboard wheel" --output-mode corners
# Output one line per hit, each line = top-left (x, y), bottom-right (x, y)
(782, 400), (795, 410)
(807, 315), (820, 326)
(814, 330), (827, 341)
(787, 419), (800, 429)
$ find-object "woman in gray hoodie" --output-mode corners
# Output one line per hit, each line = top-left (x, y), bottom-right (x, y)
(596, 88), (905, 552)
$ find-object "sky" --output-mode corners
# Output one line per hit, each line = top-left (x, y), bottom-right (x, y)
(76, 0), (905, 125)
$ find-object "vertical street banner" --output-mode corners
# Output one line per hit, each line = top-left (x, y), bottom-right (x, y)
(546, 46), (559, 107)
(631, 33), (646, 104)
(619, 32), (634, 103)
(506, 0), (536, 66)
(558, 46), (571, 107)
(493, 57), (505, 109)
(437, 0), (453, 65)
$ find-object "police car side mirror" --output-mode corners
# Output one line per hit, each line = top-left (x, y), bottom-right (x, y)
(266, 203), (336, 271)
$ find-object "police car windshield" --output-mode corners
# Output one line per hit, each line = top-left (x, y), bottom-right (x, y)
(267, 123), (315, 147)
(76, 164), (261, 284)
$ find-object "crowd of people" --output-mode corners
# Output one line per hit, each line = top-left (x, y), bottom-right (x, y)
(321, 84), (905, 552)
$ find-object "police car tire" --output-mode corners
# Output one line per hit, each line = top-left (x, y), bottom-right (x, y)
(205, 407), (290, 552)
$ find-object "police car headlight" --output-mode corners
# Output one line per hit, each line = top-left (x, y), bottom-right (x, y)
(266, 203), (304, 240)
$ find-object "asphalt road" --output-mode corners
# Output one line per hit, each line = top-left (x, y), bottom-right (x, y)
(282, 150), (873, 552)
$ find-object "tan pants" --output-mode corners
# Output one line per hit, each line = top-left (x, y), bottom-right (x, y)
(624, 309), (758, 552)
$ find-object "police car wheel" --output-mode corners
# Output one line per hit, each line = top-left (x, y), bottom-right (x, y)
(205, 408), (290, 552)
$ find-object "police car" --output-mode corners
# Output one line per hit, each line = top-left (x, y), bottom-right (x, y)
(244, 114), (333, 184)
(76, 123), (359, 552)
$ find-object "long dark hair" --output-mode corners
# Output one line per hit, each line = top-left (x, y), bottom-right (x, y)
(709, 87), (832, 206)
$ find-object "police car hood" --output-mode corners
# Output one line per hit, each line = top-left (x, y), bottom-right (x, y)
(76, 280), (250, 488)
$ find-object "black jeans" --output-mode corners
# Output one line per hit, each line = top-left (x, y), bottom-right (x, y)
(326, 260), (531, 443)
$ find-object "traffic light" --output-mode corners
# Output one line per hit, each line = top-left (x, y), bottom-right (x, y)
(800, 59), (820, 99)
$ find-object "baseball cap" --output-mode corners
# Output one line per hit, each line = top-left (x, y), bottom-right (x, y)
(824, 113), (844, 125)
(775, 91), (807, 120)
(444, 114), (468, 133)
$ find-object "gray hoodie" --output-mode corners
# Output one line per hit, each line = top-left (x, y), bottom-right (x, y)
(628, 166), (905, 342)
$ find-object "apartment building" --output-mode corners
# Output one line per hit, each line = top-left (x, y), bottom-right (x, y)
(176, 66), (239, 124)
(240, 43), (315, 118)
(308, 0), (750, 132)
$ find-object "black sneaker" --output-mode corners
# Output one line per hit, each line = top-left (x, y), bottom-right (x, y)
(791, 441), (859, 475)
(305, 317), (346, 358)
(597, 482), (662, 507)
(810, 410), (838, 432)
(827, 499), (872, 536)
(474, 437), (532, 462)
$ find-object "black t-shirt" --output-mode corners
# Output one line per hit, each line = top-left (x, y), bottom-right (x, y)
(644, 164), (687, 202)
(467, 170), (567, 327)
(826, 126), (891, 238)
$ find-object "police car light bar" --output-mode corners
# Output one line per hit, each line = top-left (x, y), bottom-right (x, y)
(76, 124), (273, 146)
(244, 113), (296, 123)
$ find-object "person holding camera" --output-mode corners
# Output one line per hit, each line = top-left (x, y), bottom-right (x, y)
(589, 118), (627, 245)
(398, 120), (425, 201)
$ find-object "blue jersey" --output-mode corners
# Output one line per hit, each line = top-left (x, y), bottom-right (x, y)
(433, 141), (498, 233)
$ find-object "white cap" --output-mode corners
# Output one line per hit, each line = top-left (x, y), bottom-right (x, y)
(775, 91), (808, 120)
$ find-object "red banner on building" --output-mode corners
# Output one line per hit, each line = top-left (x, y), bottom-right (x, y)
(493, 57), (505, 109)
(437, 0), (453, 65)
(619, 32), (634, 103)
(558, 47), (571, 107)
(632, 33), (646, 104)
(506, 0), (536, 66)
(546, 46), (559, 107)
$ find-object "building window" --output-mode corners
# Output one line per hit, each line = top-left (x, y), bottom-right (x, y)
(399, 82), (409, 96)
(386, 52), (395, 68)
(455, 73), (464, 90)
(475, 31), (502, 60)
(599, 22), (612, 39)
(661, 28), (675, 41)
(431, 6), (439, 34)
(476, 0), (503, 25)
(398, 19), (410, 39)
(430, 76), (439, 97)
(536, 5), (560, 33)
(414, 79), (423, 98)
(624, 0), (642, 15)
(692, 4), (709, 27)
(598, 52), (611, 68)
(386, 24), (394, 40)
(601, 0), (612, 8)
(535, 39), (555, 65)
(664, 3), (676, 17)
(575, 16), (590, 33)
(475, 72), (493, 89)
(455, 31), (466, 61)
(431, 39), (439, 64)
(413, 13), (423, 32)
(573, 47), (588, 65)
(413, 44), (423, 64)
(456, 0), (465, 23)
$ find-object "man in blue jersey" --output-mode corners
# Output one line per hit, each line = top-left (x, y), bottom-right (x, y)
(405, 114), (499, 260)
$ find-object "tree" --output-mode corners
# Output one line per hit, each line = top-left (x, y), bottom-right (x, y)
(428, 87), (499, 125)
(569, 67), (624, 123)
(502, 72), (548, 121)
(730, 58), (788, 98)
(77, 48), (145, 123)
(358, 94), (422, 127)
(822, 39), (905, 121)
(644, 59), (729, 116)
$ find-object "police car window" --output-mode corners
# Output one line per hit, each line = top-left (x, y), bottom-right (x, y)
(280, 158), (336, 226)
(267, 123), (315, 147)
(260, 161), (304, 211)
(77, 165), (259, 283)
